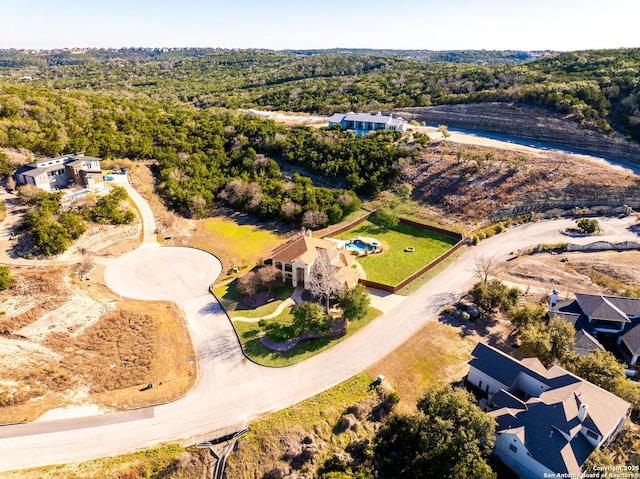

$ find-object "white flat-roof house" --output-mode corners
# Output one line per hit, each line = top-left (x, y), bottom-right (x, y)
(15, 154), (103, 192)
(468, 343), (631, 479)
(328, 112), (407, 135)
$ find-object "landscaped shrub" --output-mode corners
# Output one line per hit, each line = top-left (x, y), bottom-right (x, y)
(576, 218), (599, 234)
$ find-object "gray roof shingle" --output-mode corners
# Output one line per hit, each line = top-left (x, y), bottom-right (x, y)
(471, 344), (631, 476)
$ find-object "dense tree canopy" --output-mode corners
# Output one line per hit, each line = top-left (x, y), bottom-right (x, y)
(2, 48), (638, 140)
(374, 385), (496, 479)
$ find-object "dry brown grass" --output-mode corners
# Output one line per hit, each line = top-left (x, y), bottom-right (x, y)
(366, 320), (477, 413)
(0, 261), (195, 423)
(400, 143), (640, 227)
(0, 266), (70, 333)
(494, 250), (640, 298)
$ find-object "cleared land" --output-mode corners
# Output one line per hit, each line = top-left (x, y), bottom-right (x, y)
(333, 220), (458, 285)
(0, 264), (195, 424)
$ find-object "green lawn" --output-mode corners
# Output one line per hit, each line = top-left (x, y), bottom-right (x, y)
(196, 215), (288, 279)
(333, 221), (459, 286)
(232, 306), (382, 367)
(214, 281), (293, 316)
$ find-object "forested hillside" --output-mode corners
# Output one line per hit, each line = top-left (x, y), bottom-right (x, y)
(0, 83), (420, 226)
(1, 48), (640, 226)
(1, 48), (639, 141)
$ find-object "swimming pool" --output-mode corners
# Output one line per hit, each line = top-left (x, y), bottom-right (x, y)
(345, 239), (375, 254)
(64, 190), (89, 200)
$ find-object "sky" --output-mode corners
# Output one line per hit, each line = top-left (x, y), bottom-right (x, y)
(2, 0), (639, 52)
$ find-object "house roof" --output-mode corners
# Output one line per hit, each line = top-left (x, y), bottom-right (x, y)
(491, 389), (528, 411)
(66, 157), (101, 167)
(328, 112), (407, 127)
(469, 343), (549, 390)
(334, 261), (360, 289)
(472, 344), (631, 475)
(573, 329), (606, 356)
(16, 163), (67, 178)
(270, 234), (339, 265)
(621, 322), (640, 356)
(574, 293), (636, 323)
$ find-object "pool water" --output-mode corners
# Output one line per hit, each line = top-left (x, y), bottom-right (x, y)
(346, 239), (375, 254)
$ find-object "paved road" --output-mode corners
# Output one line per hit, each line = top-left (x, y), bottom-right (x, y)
(0, 213), (638, 471)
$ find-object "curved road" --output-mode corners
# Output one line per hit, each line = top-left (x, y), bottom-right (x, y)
(0, 213), (638, 470)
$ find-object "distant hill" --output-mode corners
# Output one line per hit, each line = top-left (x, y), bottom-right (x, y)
(0, 48), (639, 141)
(281, 48), (550, 64)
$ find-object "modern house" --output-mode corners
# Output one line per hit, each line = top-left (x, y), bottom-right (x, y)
(14, 154), (104, 192)
(268, 233), (359, 290)
(550, 292), (640, 368)
(327, 112), (408, 135)
(467, 343), (631, 479)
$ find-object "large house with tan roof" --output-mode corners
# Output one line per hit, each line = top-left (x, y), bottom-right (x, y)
(467, 343), (631, 479)
(268, 233), (359, 290)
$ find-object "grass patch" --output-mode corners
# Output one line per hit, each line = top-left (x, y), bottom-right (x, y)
(215, 280), (294, 316)
(367, 318), (477, 412)
(0, 443), (208, 479)
(197, 216), (287, 276)
(226, 373), (375, 477)
(229, 299), (285, 318)
(233, 306), (382, 367)
(333, 220), (458, 285)
(396, 246), (466, 296)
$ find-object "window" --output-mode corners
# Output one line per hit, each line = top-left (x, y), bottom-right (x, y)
(478, 380), (482, 389)
(509, 444), (517, 453)
(586, 430), (599, 441)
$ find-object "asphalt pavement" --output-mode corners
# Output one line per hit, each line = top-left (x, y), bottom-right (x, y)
(1, 170), (640, 473)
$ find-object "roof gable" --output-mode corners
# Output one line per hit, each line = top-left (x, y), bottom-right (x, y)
(475, 344), (631, 475)
(270, 234), (338, 265)
(575, 293), (633, 323)
(573, 329), (606, 355)
(621, 321), (640, 355)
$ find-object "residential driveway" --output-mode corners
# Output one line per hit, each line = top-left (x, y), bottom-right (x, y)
(104, 247), (222, 303)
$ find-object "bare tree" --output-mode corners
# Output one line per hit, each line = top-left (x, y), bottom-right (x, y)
(188, 194), (208, 219)
(308, 248), (343, 312)
(257, 264), (280, 293)
(280, 199), (301, 220)
(470, 255), (498, 283)
(302, 210), (328, 230)
(5, 176), (16, 192)
(16, 184), (39, 204)
(75, 257), (95, 280)
(236, 271), (260, 301)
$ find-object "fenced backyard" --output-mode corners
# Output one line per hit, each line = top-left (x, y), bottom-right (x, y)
(330, 217), (463, 293)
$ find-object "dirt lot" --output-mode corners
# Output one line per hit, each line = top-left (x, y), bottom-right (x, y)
(493, 249), (640, 301)
(0, 161), (198, 423)
(0, 261), (195, 424)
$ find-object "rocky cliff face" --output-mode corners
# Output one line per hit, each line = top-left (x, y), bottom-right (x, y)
(393, 103), (640, 165)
